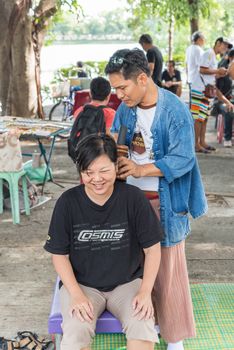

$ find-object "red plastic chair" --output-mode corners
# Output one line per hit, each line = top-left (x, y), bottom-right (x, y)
(73, 91), (121, 115)
(108, 93), (121, 110)
(72, 90), (91, 114)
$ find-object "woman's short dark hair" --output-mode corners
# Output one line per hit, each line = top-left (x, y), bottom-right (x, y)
(90, 77), (111, 101)
(105, 48), (151, 80)
(75, 134), (117, 173)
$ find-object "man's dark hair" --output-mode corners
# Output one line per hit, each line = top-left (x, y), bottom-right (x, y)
(77, 61), (84, 68)
(168, 60), (175, 67)
(75, 134), (117, 173)
(215, 37), (233, 49)
(90, 77), (111, 101)
(139, 34), (153, 45)
(105, 48), (151, 80)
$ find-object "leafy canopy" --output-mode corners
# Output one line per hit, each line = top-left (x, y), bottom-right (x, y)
(127, 0), (218, 26)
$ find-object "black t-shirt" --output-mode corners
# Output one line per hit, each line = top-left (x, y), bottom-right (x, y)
(162, 69), (181, 95)
(44, 182), (163, 292)
(216, 59), (233, 99)
(147, 46), (163, 85)
(77, 70), (88, 78)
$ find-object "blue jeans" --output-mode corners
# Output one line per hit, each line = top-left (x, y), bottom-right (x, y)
(218, 102), (234, 141)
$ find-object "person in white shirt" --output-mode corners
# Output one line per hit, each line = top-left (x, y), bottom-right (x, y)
(186, 31), (205, 98)
(190, 37), (229, 153)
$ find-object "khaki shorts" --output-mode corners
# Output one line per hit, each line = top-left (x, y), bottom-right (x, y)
(59, 278), (158, 350)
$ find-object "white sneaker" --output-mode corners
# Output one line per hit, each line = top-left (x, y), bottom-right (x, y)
(223, 140), (232, 148)
(167, 341), (184, 350)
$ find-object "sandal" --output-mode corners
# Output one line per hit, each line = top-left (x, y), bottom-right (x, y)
(205, 145), (216, 151)
(195, 148), (211, 154)
(0, 337), (20, 350)
(16, 332), (53, 350)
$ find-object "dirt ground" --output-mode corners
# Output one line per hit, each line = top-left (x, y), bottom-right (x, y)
(0, 118), (234, 339)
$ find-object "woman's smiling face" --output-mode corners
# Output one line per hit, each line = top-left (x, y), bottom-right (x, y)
(81, 154), (117, 200)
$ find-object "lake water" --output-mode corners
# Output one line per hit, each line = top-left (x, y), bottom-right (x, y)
(41, 42), (140, 85)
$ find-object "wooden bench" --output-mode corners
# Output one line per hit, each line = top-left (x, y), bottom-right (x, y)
(48, 279), (123, 349)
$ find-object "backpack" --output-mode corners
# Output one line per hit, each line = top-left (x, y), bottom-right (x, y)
(68, 104), (106, 162)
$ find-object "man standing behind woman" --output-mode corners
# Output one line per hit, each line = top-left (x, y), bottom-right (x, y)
(187, 35), (229, 153)
(139, 34), (163, 86)
(105, 48), (207, 350)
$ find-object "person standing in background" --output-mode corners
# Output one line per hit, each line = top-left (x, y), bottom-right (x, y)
(216, 48), (234, 147)
(218, 40), (233, 68)
(77, 61), (88, 78)
(186, 31), (205, 108)
(139, 34), (163, 86)
(162, 60), (182, 97)
(188, 36), (229, 153)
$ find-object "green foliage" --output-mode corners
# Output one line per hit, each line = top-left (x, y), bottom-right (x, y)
(126, 0), (233, 65)
(127, 0), (188, 25)
(46, 9), (132, 42)
(198, 0), (234, 47)
(50, 61), (107, 86)
(85, 61), (108, 76)
(127, 0), (218, 30)
(57, 0), (80, 12)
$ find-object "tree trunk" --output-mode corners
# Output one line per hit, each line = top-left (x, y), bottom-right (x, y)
(0, 0), (57, 118)
(190, 17), (199, 34)
(188, 0), (199, 35)
(0, 0), (37, 117)
(32, 0), (57, 119)
(168, 14), (174, 60)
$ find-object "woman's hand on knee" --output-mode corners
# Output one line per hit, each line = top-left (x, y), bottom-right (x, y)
(69, 293), (94, 323)
(132, 292), (154, 321)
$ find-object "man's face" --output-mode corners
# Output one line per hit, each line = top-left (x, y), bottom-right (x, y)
(140, 42), (148, 52)
(198, 36), (205, 47)
(218, 42), (229, 55)
(109, 72), (147, 108)
(167, 62), (174, 73)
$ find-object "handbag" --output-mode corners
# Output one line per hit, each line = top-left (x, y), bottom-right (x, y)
(200, 75), (216, 98)
(0, 132), (23, 171)
(204, 84), (216, 98)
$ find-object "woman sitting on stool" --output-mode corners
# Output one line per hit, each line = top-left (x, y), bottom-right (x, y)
(44, 134), (163, 350)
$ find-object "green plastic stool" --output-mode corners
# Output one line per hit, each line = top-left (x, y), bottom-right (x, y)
(0, 169), (30, 224)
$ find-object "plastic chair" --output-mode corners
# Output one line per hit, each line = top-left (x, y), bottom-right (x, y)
(0, 169), (30, 224)
(72, 91), (91, 114)
(49, 278), (122, 348)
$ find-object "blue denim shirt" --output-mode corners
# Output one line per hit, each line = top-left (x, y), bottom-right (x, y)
(111, 87), (208, 247)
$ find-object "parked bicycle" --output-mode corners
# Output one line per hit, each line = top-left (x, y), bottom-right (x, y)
(47, 74), (92, 121)
(48, 80), (76, 122)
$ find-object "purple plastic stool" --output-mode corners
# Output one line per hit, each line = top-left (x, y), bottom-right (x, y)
(48, 279), (123, 348)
